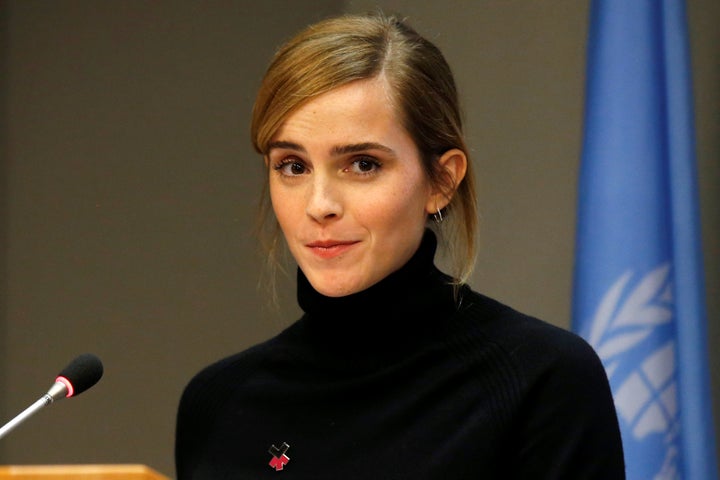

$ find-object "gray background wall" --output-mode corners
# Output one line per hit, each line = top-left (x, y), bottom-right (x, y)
(1, 1), (717, 477)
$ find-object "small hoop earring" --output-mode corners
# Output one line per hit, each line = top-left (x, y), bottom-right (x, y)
(433, 207), (444, 224)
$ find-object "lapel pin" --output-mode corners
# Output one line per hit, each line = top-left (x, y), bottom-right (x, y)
(268, 442), (291, 471)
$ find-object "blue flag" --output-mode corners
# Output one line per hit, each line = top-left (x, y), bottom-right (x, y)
(572, 1), (717, 478)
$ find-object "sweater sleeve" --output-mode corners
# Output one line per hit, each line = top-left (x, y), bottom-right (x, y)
(175, 365), (219, 480)
(509, 323), (626, 479)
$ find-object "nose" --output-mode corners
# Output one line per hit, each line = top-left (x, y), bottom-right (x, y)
(305, 173), (342, 223)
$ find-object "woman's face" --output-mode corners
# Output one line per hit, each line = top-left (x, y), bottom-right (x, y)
(266, 77), (436, 297)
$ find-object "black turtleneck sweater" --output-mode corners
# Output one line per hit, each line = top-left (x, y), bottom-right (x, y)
(175, 233), (625, 479)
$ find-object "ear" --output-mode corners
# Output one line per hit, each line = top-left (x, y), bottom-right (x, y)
(425, 148), (467, 214)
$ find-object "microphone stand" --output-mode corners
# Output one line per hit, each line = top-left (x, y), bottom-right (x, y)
(0, 382), (67, 441)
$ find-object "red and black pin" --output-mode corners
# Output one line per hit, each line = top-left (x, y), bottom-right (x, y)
(268, 442), (290, 471)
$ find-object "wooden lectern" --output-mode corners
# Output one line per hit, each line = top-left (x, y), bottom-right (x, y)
(0, 464), (171, 479)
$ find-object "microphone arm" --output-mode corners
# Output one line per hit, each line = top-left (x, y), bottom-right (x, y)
(0, 382), (68, 441)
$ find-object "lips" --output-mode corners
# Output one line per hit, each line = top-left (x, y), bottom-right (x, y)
(306, 240), (356, 248)
(305, 240), (359, 259)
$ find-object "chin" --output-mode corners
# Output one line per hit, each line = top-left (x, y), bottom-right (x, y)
(314, 284), (357, 298)
(309, 276), (366, 298)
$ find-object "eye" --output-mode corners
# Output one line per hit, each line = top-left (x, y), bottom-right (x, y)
(274, 158), (307, 176)
(348, 156), (382, 175)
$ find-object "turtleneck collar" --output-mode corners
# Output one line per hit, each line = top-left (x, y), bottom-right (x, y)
(294, 230), (459, 358)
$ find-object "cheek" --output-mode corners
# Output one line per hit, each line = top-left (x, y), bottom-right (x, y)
(269, 182), (298, 229)
(359, 180), (429, 229)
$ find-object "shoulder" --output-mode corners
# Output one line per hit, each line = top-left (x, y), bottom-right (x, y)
(452, 288), (609, 393)
(175, 324), (301, 455)
(178, 322), (302, 412)
(452, 289), (624, 476)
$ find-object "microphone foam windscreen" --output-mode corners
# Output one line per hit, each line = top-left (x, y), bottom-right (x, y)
(56, 353), (104, 397)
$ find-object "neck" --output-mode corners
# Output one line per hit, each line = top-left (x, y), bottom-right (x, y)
(294, 231), (459, 362)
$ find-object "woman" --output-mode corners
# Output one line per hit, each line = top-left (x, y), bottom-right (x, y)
(175, 12), (625, 479)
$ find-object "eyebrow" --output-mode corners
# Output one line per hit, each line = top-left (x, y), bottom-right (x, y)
(267, 140), (305, 153)
(267, 140), (395, 157)
(332, 142), (395, 156)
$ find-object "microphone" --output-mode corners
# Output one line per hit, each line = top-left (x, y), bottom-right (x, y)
(0, 353), (104, 440)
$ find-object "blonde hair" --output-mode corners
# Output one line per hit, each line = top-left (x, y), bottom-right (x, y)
(251, 12), (478, 294)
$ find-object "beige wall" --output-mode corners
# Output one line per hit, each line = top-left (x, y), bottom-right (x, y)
(0, 1), (717, 477)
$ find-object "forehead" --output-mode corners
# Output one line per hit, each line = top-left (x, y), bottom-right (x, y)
(271, 78), (407, 146)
